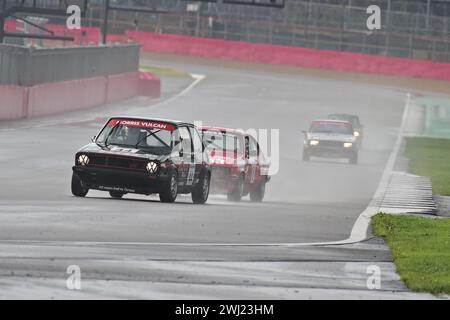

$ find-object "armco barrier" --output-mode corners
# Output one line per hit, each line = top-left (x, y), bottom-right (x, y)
(0, 71), (160, 120)
(124, 31), (450, 82)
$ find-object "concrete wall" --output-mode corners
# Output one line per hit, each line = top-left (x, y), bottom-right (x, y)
(0, 71), (161, 121)
(0, 43), (140, 86)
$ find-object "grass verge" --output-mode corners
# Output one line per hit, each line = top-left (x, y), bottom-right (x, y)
(139, 64), (190, 77)
(372, 213), (450, 294)
(405, 137), (450, 196)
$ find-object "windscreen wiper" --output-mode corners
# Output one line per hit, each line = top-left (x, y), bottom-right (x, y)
(135, 129), (169, 149)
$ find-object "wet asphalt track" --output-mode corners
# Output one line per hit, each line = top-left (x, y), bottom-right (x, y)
(0, 58), (431, 299)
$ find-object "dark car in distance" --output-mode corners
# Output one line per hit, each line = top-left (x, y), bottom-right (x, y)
(303, 119), (360, 164)
(72, 117), (211, 204)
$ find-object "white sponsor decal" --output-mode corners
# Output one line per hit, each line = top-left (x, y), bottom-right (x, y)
(119, 120), (168, 130)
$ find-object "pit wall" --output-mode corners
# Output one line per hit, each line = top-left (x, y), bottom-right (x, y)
(0, 71), (161, 121)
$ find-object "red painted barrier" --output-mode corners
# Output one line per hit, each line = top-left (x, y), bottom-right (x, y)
(0, 86), (26, 120)
(125, 31), (450, 82)
(27, 76), (108, 117)
(139, 72), (161, 98)
(106, 72), (140, 104)
(0, 71), (161, 120)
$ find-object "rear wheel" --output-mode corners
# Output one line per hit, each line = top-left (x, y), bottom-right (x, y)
(71, 173), (88, 197)
(109, 191), (124, 199)
(192, 172), (210, 204)
(349, 152), (358, 165)
(227, 175), (244, 202)
(159, 170), (178, 203)
(250, 180), (266, 202)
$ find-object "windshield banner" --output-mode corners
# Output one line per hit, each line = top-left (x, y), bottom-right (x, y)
(107, 119), (175, 131)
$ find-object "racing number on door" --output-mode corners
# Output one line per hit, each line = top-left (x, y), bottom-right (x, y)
(187, 165), (195, 185)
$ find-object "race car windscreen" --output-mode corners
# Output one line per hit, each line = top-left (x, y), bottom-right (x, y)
(309, 122), (353, 135)
(96, 119), (175, 154)
(202, 130), (243, 155)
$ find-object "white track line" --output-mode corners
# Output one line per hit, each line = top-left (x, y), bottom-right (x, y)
(0, 85), (411, 248)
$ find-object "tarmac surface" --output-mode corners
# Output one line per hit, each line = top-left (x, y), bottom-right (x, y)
(0, 57), (439, 299)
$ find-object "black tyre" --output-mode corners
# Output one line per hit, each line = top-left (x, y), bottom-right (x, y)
(192, 171), (210, 204)
(227, 175), (244, 202)
(349, 152), (358, 165)
(159, 170), (178, 203)
(250, 180), (266, 202)
(71, 173), (88, 197)
(302, 150), (310, 161)
(109, 191), (124, 199)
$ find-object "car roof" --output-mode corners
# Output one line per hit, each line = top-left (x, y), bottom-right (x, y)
(107, 116), (194, 127)
(199, 125), (246, 136)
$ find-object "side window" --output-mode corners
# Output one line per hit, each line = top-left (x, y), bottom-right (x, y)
(190, 127), (203, 154)
(245, 136), (250, 159)
(249, 137), (259, 159)
(178, 127), (192, 156)
(190, 127), (204, 163)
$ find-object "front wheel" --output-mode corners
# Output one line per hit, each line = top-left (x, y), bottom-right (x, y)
(192, 172), (210, 204)
(250, 180), (266, 202)
(71, 173), (88, 197)
(109, 191), (124, 199)
(159, 170), (178, 203)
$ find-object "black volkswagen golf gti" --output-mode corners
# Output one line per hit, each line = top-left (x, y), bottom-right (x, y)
(72, 117), (211, 204)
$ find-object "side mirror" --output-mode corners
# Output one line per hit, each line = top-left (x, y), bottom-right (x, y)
(91, 136), (96, 142)
(179, 149), (184, 157)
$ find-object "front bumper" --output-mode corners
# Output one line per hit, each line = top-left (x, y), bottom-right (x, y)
(305, 145), (356, 158)
(72, 166), (169, 195)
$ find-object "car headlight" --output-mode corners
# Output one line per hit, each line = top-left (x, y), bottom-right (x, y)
(353, 131), (360, 137)
(78, 154), (89, 166)
(309, 140), (320, 146)
(146, 161), (158, 173)
(344, 142), (353, 148)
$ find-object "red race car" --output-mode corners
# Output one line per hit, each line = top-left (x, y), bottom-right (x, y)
(200, 126), (270, 202)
